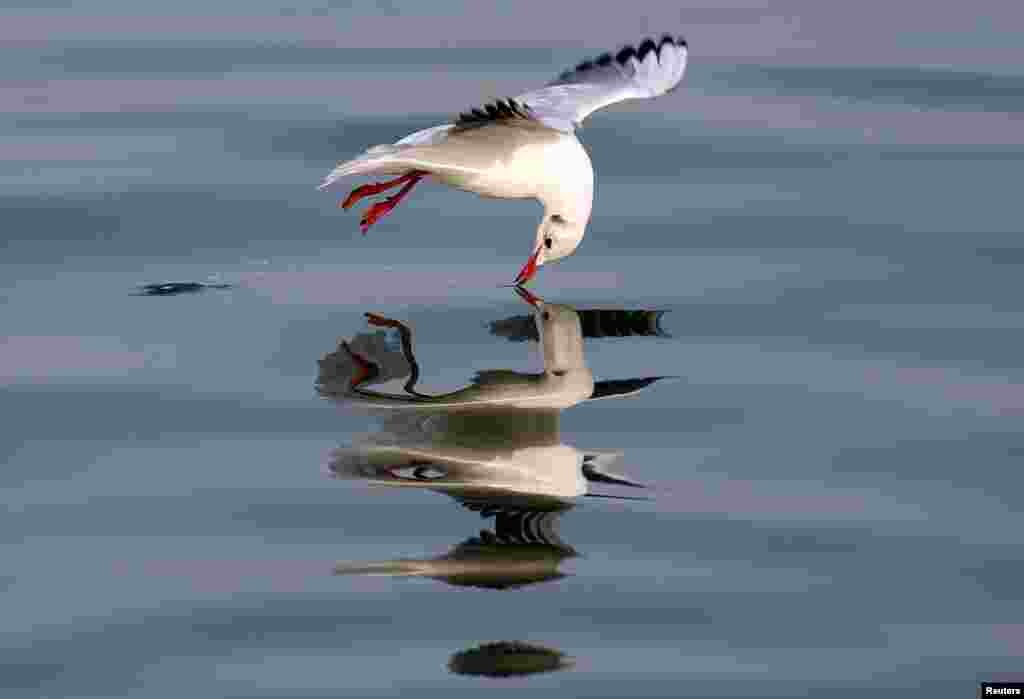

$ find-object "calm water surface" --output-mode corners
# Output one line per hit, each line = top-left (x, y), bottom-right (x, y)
(3, 3), (1024, 697)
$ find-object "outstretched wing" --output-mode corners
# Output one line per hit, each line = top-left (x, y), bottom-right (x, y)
(516, 35), (688, 132)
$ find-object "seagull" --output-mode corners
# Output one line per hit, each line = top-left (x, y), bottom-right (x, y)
(319, 35), (689, 284)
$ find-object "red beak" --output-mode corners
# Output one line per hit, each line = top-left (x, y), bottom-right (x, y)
(340, 341), (377, 388)
(514, 245), (542, 286)
(364, 312), (400, 329)
(513, 285), (542, 308)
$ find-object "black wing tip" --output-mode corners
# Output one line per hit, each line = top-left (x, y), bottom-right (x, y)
(659, 34), (687, 49)
(651, 35), (687, 56)
(614, 35), (688, 67)
(637, 38), (658, 60)
(557, 34), (688, 81)
(454, 97), (533, 128)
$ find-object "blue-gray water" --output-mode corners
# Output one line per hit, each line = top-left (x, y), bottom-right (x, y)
(3, 2), (1024, 696)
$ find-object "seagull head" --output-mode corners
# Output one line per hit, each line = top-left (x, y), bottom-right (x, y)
(514, 213), (586, 285)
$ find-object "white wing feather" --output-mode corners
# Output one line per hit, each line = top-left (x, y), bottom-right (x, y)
(517, 35), (688, 132)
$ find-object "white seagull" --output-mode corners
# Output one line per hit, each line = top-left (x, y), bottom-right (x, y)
(319, 35), (689, 284)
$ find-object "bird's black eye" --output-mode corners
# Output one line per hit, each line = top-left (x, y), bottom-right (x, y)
(544, 237), (553, 249)
(550, 214), (566, 224)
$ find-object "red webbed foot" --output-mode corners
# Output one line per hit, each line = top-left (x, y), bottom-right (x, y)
(356, 174), (423, 235)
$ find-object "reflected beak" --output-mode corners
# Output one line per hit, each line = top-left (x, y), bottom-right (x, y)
(364, 312), (401, 329)
(340, 341), (379, 388)
(514, 245), (543, 286)
(513, 285), (542, 308)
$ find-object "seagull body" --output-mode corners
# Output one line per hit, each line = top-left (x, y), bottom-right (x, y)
(319, 35), (689, 283)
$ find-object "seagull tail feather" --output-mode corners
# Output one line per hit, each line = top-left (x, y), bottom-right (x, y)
(318, 124), (454, 192)
(317, 146), (407, 191)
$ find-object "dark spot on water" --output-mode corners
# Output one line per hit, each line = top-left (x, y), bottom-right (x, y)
(449, 641), (572, 678)
(136, 281), (232, 296)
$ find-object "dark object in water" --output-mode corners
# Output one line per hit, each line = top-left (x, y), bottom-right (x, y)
(491, 309), (669, 342)
(448, 641), (573, 677)
(136, 281), (232, 296)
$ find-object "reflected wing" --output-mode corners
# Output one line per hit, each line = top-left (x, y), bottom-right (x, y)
(517, 35), (688, 132)
(589, 376), (674, 400)
(581, 452), (647, 489)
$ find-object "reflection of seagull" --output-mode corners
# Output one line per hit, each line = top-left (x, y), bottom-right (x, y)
(327, 293), (662, 597)
(322, 289), (659, 501)
(319, 36), (688, 284)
